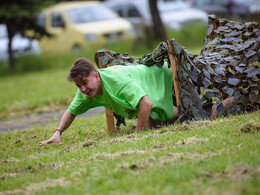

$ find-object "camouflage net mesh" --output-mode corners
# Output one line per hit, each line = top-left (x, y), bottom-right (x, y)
(95, 15), (260, 124)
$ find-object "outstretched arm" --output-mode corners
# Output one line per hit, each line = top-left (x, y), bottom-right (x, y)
(136, 95), (153, 131)
(38, 109), (76, 146)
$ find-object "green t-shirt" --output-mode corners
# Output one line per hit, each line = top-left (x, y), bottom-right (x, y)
(68, 63), (173, 121)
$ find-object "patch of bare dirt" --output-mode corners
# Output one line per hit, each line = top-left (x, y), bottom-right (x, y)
(1, 173), (18, 181)
(192, 164), (260, 189)
(0, 177), (70, 195)
(175, 137), (209, 146)
(0, 158), (20, 164)
(240, 121), (260, 133)
(90, 150), (148, 160)
(121, 152), (216, 170)
(82, 141), (96, 147)
(205, 164), (260, 182)
(12, 162), (64, 175)
(88, 137), (208, 162)
(170, 118), (236, 133)
(104, 136), (141, 145)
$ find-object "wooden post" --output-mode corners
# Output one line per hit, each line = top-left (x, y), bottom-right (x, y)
(167, 40), (182, 109)
(97, 53), (116, 133)
(104, 108), (115, 132)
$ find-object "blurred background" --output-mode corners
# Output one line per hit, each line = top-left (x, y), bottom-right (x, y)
(1, 0), (259, 75)
(0, 0), (259, 124)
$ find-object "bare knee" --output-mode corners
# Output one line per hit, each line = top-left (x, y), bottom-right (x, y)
(211, 97), (240, 118)
(172, 108), (179, 122)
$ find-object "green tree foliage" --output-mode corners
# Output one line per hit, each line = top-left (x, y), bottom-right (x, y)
(0, 0), (53, 69)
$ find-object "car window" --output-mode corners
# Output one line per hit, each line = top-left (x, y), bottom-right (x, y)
(68, 8), (94, 23)
(113, 5), (124, 17)
(194, 0), (211, 6)
(52, 12), (65, 28)
(127, 4), (141, 18)
(233, 0), (247, 3)
(67, 4), (118, 24)
(212, 0), (227, 5)
(158, 1), (189, 12)
(37, 13), (47, 28)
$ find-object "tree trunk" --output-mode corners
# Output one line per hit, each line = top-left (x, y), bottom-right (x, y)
(6, 23), (16, 69)
(148, 0), (168, 42)
(8, 37), (15, 69)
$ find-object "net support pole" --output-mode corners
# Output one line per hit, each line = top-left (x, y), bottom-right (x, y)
(167, 40), (182, 112)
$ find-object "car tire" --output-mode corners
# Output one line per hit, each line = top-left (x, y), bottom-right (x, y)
(72, 44), (82, 54)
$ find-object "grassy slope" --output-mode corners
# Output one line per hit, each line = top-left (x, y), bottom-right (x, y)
(2, 23), (259, 194)
(0, 111), (259, 194)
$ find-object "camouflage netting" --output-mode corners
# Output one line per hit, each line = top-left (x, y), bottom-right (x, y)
(95, 15), (260, 124)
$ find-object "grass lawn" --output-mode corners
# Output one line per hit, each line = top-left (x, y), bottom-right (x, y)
(1, 23), (259, 194)
(0, 110), (259, 194)
(0, 68), (76, 120)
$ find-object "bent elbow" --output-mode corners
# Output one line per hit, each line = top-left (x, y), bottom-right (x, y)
(139, 95), (153, 111)
(148, 101), (153, 109)
(145, 98), (153, 110)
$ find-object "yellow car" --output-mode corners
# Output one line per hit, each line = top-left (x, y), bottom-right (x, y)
(36, 1), (136, 54)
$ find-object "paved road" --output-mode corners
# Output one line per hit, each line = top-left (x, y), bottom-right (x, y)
(0, 107), (105, 132)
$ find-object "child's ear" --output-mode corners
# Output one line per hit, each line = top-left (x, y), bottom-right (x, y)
(95, 72), (99, 79)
